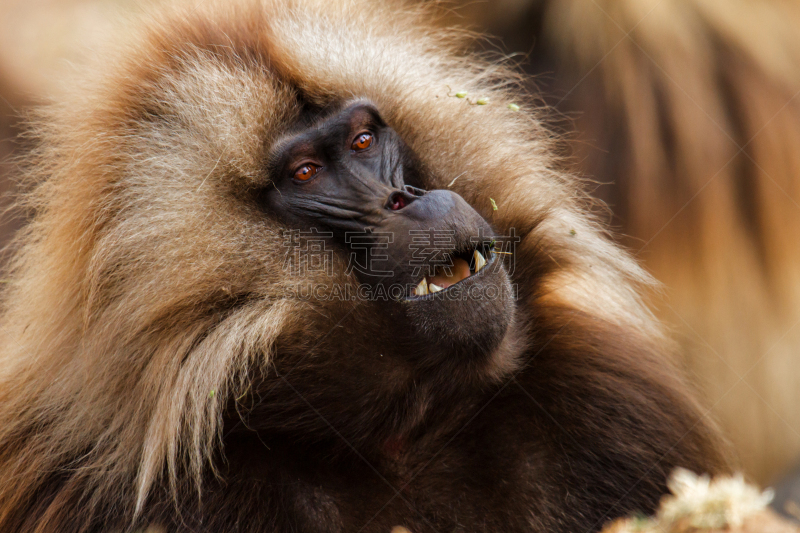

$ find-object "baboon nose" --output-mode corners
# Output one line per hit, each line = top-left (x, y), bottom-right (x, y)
(387, 185), (426, 211)
(387, 189), (419, 211)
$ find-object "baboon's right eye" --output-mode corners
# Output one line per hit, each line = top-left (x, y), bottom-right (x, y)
(293, 164), (321, 182)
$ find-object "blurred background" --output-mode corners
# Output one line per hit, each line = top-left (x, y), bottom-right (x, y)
(1, 0), (799, 518)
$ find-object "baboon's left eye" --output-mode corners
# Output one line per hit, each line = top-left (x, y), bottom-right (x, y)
(351, 133), (373, 151)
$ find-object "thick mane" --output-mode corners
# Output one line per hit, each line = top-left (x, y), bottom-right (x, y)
(0, 1), (689, 530)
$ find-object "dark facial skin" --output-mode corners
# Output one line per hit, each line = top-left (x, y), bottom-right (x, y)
(263, 101), (515, 365)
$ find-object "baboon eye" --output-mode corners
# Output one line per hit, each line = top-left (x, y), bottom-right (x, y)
(294, 164), (321, 181)
(351, 132), (373, 151)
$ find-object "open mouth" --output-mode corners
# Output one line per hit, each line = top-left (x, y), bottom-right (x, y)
(410, 243), (495, 297)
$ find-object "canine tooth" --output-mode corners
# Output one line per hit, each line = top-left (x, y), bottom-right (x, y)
(429, 283), (444, 293)
(414, 278), (429, 296)
(473, 250), (486, 272)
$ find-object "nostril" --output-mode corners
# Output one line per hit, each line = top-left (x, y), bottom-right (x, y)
(388, 191), (408, 211)
(388, 187), (425, 210)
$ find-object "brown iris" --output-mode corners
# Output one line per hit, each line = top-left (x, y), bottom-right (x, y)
(351, 132), (373, 151)
(294, 164), (320, 181)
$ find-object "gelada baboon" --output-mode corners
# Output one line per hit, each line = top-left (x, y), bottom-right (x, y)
(0, 1), (727, 531)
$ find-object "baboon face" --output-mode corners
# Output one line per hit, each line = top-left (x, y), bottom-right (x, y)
(261, 100), (515, 376)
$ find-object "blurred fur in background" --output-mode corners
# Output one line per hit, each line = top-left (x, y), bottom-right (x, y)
(0, 0), (798, 492)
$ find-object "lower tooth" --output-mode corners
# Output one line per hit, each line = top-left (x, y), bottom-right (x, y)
(429, 283), (444, 293)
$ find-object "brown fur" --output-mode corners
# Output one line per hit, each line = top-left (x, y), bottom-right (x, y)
(449, 0), (800, 484)
(0, 1), (727, 531)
